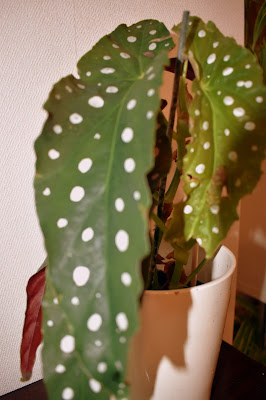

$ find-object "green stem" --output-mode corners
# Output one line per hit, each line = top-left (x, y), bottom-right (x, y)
(151, 213), (166, 234)
(184, 258), (207, 286)
(147, 11), (190, 290)
(164, 167), (181, 203)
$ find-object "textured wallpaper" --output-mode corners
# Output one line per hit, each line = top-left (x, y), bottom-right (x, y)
(0, 0), (244, 395)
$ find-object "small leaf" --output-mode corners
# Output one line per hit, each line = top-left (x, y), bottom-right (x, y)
(20, 267), (46, 381)
(35, 20), (173, 399)
(252, 1), (266, 51)
(173, 17), (266, 258)
(164, 202), (195, 264)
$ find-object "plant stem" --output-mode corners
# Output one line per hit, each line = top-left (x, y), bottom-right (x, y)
(147, 11), (190, 290)
(151, 212), (166, 234)
(184, 257), (207, 286)
(190, 243), (199, 287)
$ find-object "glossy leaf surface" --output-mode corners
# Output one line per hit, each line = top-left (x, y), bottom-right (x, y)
(34, 20), (173, 399)
(172, 17), (266, 258)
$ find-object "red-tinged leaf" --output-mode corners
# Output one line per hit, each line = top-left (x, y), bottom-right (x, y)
(20, 267), (46, 381)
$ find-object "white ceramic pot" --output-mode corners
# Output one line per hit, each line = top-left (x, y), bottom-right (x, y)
(128, 245), (236, 400)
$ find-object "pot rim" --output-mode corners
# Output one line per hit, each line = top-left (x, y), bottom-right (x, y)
(144, 245), (236, 295)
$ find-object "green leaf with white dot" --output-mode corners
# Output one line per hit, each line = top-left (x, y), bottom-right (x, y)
(173, 17), (266, 258)
(35, 20), (173, 400)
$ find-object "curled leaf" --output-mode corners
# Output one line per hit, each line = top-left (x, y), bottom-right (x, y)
(20, 267), (46, 381)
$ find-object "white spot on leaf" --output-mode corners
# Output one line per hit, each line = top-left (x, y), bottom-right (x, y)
(233, 107), (245, 117)
(244, 122), (256, 131)
(94, 133), (101, 139)
(81, 227), (94, 242)
(71, 297), (80, 305)
(65, 85), (72, 93)
(207, 53), (216, 64)
(100, 67), (115, 74)
(184, 205), (193, 214)
(195, 164), (206, 174)
(147, 88), (155, 97)
(55, 364), (66, 373)
(115, 198), (125, 212)
(222, 67), (233, 76)
(47, 320), (54, 327)
(202, 121), (209, 130)
(203, 142), (210, 150)
(43, 187), (51, 196)
(196, 238), (202, 246)
(121, 272), (132, 286)
(87, 313), (102, 332)
(148, 43), (157, 51)
(62, 387), (74, 400)
(120, 52), (130, 59)
(89, 379), (102, 393)
(127, 99), (137, 110)
(106, 86), (118, 93)
(146, 111), (154, 119)
(198, 30), (206, 37)
(60, 335), (75, 353)
(228, 151), (238, 161)
(116, 312), (128, 331)
(97, 362), (107, 373)
(115, 230), (129, 252)
(53, 124), (62, 134)
(147, 73), (155, 80)
(212, 227), (219, 234)
(127, 36), (137, 43)
(70, 186), (85, 202)
(78, 158), (93, 173)
(121, 127), (134, 143)
(149, 30), (157, 35)
(256, 96), (263, 103)
(73, 266), (90, 286)
(224, 129), (230, 136)
(89, 379), (101, 393)
(124, 158), (136, 173)
(244, 81), (253, 88)
(223, 55), (230, 62)
(48, 149), (60, 160)
(88, 96), (104, 108)
(69, 113), (83, 124)
(133, 191), (141, 200)
(57, 218), (68, 228)
(210, 205), (220, 215)
(223, 96), (234, 106)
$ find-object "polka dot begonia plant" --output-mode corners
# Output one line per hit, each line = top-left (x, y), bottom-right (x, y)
(33, 16), (266, 400)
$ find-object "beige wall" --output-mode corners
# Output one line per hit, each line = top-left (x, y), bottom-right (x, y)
(0, 0), (244, 395)
(237, 160), (266, 303)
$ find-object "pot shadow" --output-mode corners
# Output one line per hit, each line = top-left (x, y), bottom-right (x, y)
(127, 289), (193, 400)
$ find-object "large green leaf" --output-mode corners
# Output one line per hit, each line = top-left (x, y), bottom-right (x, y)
(35, 20), (173, 399)
(172, 17), (266, 258)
